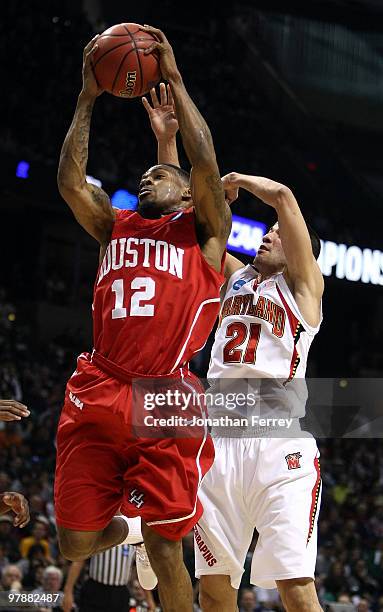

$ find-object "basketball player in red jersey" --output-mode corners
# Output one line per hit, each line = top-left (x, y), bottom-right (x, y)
(55, 26), (231, 612)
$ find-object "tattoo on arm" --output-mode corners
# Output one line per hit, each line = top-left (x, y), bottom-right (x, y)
(88, 185), (112, 210)
(74, 101), (94, 176)
(205, 174), (232, 238)
(205, 174), (224, 211)
(58, 96), (95, 189)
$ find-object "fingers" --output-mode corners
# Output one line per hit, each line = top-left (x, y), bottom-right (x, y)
(0, 411), (22, 421)
(84, 34), (99, 55)
(2, 492), (16, 506)
(142, 83), (173, 113)
(0, 400), (30, 420)
(83, 35), (99, 64)
(144, 41), (161, 56)
(167, 84), (174, 106)
(14, 507), (30, 528)
(2, 493), (30, 528)
(141, 96), (152, 114)
(141, 24), (166, 43)
(150, 87), (160, 108)
(159, 82), (167, 106)
(85, 43), (99, 60)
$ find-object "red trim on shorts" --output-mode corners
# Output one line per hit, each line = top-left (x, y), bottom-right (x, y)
(276, 286), (301, 382)
(307, 456), (321, 545)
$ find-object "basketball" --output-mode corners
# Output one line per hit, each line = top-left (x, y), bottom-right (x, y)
(91, 23), (161, 98)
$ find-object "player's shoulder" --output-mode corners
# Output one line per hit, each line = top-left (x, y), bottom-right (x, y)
(113, 208), (136, 220)
(226, 264), (255, 292)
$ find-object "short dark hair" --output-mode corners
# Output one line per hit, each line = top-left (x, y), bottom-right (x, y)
(306, 223), (321, 259)
(162, 164), (190, 186)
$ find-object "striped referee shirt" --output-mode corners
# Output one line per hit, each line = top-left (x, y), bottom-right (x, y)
(89, 544), (134, 586)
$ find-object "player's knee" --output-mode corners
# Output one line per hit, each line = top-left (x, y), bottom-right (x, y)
(199, 575), (235, 610)
(277, 578), (322, 612)
(199, 587), (220, 611)
(144, 533), (183, 575)
(57, 528), (98, 562)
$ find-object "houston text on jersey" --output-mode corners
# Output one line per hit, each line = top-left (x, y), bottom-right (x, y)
(97, 237), (185, 285)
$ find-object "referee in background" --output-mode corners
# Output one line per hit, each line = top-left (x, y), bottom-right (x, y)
(62, 543), (154, 611)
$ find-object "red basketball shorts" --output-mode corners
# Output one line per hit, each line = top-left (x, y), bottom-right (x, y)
(54, 353), (214, 540)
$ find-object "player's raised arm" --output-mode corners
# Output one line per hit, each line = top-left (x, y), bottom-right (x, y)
(57, 36), (115, 245)
(142, 83), (180, 167)
(222, 173), (324, 314)
(141, 26), (231, 271)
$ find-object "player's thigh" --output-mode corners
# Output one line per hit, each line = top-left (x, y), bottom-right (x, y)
(199, 575), (237, 612)
(195, 438), (254, 590)
(250, 437), (321, 587)
(121, 434), (214, 540)
(276, 577), (322, 612)
(55, 393), (126, 531)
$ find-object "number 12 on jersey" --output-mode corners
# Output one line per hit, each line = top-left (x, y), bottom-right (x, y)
(223, 322), (262, 364)
(111, 277), (155, 318)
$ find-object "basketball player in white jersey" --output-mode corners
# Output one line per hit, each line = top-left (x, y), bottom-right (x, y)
(194, 172), (324, 612)
(142, 86), (324, 611)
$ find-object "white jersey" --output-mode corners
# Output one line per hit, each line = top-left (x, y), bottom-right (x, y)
(196, 266), (323, 591)
(207, 265), (322, 419)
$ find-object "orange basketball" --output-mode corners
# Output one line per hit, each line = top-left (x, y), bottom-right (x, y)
(91, 23), (161, 98)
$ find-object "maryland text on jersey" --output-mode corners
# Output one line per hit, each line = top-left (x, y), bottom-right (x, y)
(221, 293), (286, 338)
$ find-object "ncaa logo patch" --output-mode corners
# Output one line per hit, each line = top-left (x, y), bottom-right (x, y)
(285, 452), (302, 470)
(233, 279), (247, 291)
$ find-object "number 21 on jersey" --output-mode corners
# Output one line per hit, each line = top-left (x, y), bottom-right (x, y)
(223, 322), (262, 364)
(111, 277), (155, 318)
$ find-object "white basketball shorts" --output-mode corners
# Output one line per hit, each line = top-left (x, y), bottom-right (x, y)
(195, 436), (321, 589)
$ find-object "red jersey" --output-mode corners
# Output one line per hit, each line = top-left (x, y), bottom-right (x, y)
(91, 209), (225, 375)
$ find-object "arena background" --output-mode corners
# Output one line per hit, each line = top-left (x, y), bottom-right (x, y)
(1, 0), (382, 610)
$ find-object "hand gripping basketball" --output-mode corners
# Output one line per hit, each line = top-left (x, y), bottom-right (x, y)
(82, 35), (104, 98)
(140, 25), (179, 82)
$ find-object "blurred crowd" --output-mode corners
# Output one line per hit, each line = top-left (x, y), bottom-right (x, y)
(1, 285), (383, 610)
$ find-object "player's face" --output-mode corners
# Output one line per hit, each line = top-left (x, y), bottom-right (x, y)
(138, 165), (188, 216)
(253, 223), (287, 271)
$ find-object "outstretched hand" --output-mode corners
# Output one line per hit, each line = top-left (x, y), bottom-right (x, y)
(140, 25), (179, 82)
(0, 399), (30, 422)
(1, 492), (30, 528)
(142, 83), (179, 141)
(82, 35), (103, 99)
(221, 172), (241, 206)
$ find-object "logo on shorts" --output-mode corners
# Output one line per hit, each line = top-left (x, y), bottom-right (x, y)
(193, 526), (217, 567)
(69, 391), (83, 410)
(285, 452), (302, 470)
(129, 488), (145, 509)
